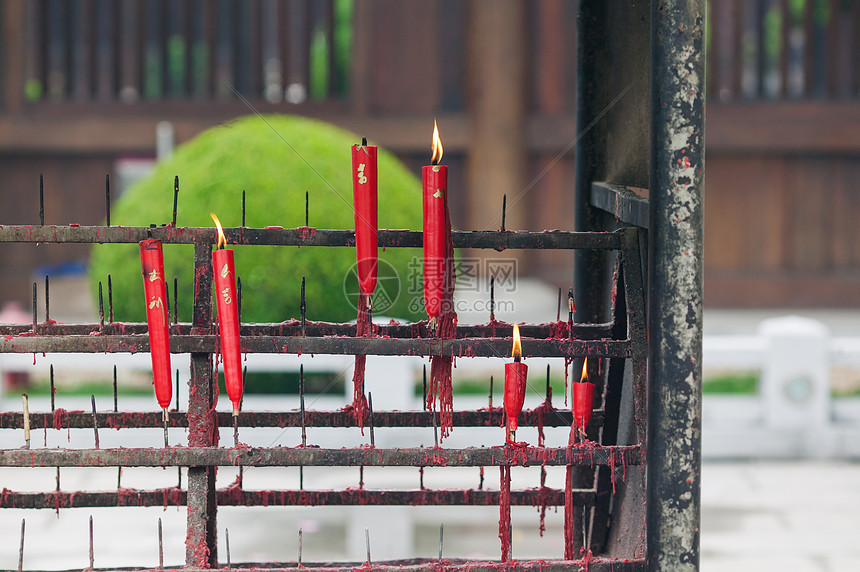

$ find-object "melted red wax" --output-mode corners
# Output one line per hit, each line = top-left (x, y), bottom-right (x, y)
(547, 320), (569, 340)
(298, 226), (317, 240)
(348, 293), (371, 432)
(51, 408), (69, 431)
(563, 426), (577, 559)
(427, 199), (457, 438)
(498, 465), (511, 562)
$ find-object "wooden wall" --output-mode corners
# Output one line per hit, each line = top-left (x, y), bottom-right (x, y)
(1, 0), (859, 309)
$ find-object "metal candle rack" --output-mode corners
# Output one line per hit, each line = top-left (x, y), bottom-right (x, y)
(0, 199), (647, 571)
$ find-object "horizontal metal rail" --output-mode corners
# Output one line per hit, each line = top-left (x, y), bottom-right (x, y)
(119, 560), (646, 572)
(0, 487), (590, 509)
(0, 408), (602, 431)
(0, 321), (615, 341)
(0, 445), (641, 468)
(0, 335), (631, 358)
(0, 225), (624, 250)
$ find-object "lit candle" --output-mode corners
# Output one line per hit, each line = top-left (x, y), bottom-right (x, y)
(422, 119), (449, 325)
(139, 238), (172, 430)
(351, 137), (378, 302)
(504, 323), (528, 443)
(211, 214), (243, 417)
(573, 357), (595, 437)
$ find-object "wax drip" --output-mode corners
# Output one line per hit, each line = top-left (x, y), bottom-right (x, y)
(349, 292), (371, 432)
(428, 200), (456, 438)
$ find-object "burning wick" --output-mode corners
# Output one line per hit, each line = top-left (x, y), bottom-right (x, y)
(573, 357), (596, 439)
(211, 214), (244, 426)
(504, 324), (528, 443)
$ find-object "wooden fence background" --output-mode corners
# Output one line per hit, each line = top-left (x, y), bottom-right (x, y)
(1, 0), (858, 309)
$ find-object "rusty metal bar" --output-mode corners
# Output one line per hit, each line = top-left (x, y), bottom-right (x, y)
(0, 487), (590, 509)
(0, 225), (623, 250)
(590, 182), (650, 229)
(186, 242), (218, 568)
(647, 0), (706, 570)
(0, 320), (615, 340)
(0, 408), (603, 430)
(0, 335), (632, 358)
(0, 445), (642, 468)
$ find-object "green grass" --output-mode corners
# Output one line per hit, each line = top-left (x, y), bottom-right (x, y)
(417, 375), (568, 399)
(702, 372), (758, 395)
(23, 380), (153, 398)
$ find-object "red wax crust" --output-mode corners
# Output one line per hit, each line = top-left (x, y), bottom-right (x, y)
(352, 144), (378, 296)
(139, 239), (172, 409)
(212, 248), (242, 412)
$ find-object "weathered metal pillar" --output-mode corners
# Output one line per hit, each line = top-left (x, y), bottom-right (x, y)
(647, 0), (705, 570)
(186, 241), (218, 567)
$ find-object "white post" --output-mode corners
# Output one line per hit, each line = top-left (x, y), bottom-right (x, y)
(759, 316), (831, 430)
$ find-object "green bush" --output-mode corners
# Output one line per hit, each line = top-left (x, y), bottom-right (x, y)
(89, 114), (424, 324)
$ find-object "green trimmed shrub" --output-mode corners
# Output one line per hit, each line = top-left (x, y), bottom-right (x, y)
(89, 114), (424, 324)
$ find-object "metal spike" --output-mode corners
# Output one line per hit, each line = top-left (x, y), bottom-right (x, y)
(242, 190), (246, 227)
(225, 528), (231, 568)
(91, 395), (99, 449)
(56, 467), (60, 492)
(105, 174), (111, 226)
(438, 524), (444, 561)
(490, 274), (495, 322)
(32, 282), (37, 330)
(479, 466), (484, 490)
(158, 518), (164, 569)
(237, 276), (242, 322)
(107, 275), (113, 323)
(300, 276), (306, 336)
(172, 176), (179, 226)
(98, 282), (104, 330)
(18, 519), (25, 572)
(419, 466), (424, 489)
(172, 277), (178, 326)
(489, 375), (494, 409)
(113, 366), (118, 412)
(45, 275), (50, 324)
(117, 467), (122, 489)
(546, 364), (551, 400)
(175, 369), (180, 411)
(298, 528), (303, 567)
(365, 527), (371, 565)
(368, 392), (375, 448)
(557, 287), (562, 321)
(433, 411), (438, 448)
(22, 394), (30, 449)
(39, 174), (44, 226)
(49, 365), (55, 412)
(305, 191), (309, 227)
(164, 408), (169, 448)
(88, 515), (94, 569)
(501, 194), (506, 232)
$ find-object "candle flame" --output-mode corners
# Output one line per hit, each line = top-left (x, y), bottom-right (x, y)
(210, 213), (227, 249)
(511, 323), (522, 359)
(431, 119), (443, 165)
(580, 357), (589, 383)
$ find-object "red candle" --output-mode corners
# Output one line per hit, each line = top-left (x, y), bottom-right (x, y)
(504, 323), (528, 443)
(211, 214), (243, 415)
(140, 239), (172, 416)
(422, 120), (448, 320)
(352, 138), (378, 299)
(573, 357), (595, 436)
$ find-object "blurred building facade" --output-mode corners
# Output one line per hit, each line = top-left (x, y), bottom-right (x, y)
(0, 0), (858, 310)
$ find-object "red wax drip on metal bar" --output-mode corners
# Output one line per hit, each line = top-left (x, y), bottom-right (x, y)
(351, 142), (378, 297)
(139, 239), (172, 410)
(212, 247), (242, 414)
(349, 292), (371, 431)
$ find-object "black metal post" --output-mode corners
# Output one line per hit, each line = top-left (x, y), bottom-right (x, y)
(186, 241), (218, 568)
(647, 1), (706, 570)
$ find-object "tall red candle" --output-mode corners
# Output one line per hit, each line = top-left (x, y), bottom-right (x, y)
(351, 139), (378, 298)
(211, 214), (243, 415)
(140, 239), (172, 415)
(422, 120), (448, 319)
(504, 323), (528, 443)
(573, 357), (595, 435)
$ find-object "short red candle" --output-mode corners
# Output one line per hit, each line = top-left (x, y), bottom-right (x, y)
(139, 239), (172, 411)
(504, 324), (527, 442)
(422, 121), (449, 318)
(352, 140), (378, 297)
(573, 358), (595, 433)
(211, 215), (243, 414)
